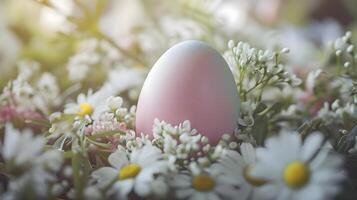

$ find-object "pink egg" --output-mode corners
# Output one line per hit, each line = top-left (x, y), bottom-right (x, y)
(136, 40), (240, 143)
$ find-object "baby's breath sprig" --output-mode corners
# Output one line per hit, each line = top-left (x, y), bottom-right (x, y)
(224, 40), (301, 146)
(332, 31), (357, 77)
(307, 31), (357, 155)
(225, 40), (301, 103)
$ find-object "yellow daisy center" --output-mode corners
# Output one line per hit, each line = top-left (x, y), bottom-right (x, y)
(118, 164), (141, 180)
(192, 175), (216, 192)
(78, 103), (93, 116)
(283, 161), (310, 188)
(243, 164), (267, 186)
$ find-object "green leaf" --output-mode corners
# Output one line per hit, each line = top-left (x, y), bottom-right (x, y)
(86, 138), (111, 148)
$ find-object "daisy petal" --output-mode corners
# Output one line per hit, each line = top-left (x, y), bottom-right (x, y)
(92, 167), (117, 188)
(301, 133), (324, 161)
(108, 150), (129, 169)
(241, 143), (256, 164)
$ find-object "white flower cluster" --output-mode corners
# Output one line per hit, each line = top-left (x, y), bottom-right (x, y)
(1, 61), (61, 115)
(0, 66), (348, 200)
(0, 124), (63, 199)
(88, 129), (344, 200)
(317, 98), (357, 125)
(227, 40), (275, 66)
(1, 1), (355, 199)
(224, 40), (301, 103)
(67, 38), (120, 82)
(151, 119), (224, 169)
(50, 94), (137, 151)
(332, 31), (356, 70)
(334, 32), (353, 55)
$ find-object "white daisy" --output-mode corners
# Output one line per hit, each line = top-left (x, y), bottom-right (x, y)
(2, 123), (45, 166)
(106, 96), (123, 111)
(92, 144), (169, 199)
(171, 162), (240, 200)
(0, 123), (63, 199)
(251, 132), (345, 200)
(215, 143), (266, 200)
(64, 88), (112, 119)
(2, 166), (56, 200)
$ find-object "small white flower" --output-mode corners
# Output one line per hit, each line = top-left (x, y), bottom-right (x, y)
(331, 100), (340, 110)
(228, 40), (235, 49)
(284, 72), (302, 86)
(66, 38), (105, 82)
(2, 123), (45, 166)
(92, 144), (168, 199)
(0, 124), (63, 199)
(64, 88), (112, 119)
(106, 96), (123, 111)
(344, 62), (351, 68)
(280, 105), (300, 116)
(347, 45), (354, 53)
(334, 38), (347, 51)
(251, 132), (345, 200)
(35, 72), (61, 113)
(305, 69), (322, 91)
(335, 50), (342, 56)
(316, 102), (336, 124)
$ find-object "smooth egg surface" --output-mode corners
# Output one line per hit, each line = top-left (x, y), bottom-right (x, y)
(136, 40), (240, 143)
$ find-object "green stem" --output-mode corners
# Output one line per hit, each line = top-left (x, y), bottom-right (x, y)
(72, 144), (83, 200)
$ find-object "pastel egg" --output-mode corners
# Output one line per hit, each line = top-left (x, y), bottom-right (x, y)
(136, 40), (240, 143)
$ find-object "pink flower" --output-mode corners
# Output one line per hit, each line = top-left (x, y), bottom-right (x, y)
(299, 86), (334, 116)
(0, 105), (17, 124)
(19, 108), (44, 121)
(0, 105), (45, 131)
